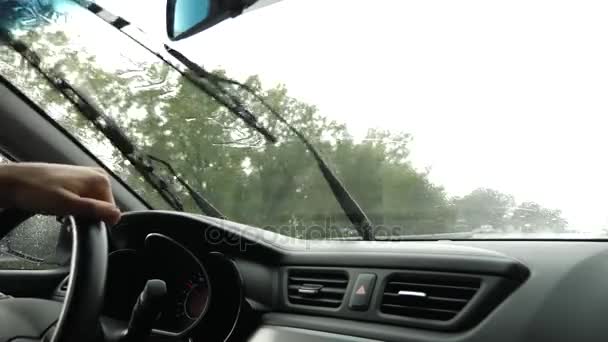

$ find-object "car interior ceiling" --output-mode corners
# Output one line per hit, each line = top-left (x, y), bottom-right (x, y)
(2, 75), (608, 342)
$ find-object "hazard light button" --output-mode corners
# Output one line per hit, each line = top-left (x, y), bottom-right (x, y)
(348, 273), (376, 311)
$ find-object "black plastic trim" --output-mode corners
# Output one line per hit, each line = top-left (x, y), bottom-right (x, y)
(279, 253), (529, 282)
(118, 211), (530, 281)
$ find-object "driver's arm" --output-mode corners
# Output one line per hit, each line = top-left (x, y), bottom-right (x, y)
(0, 163), (121, 224)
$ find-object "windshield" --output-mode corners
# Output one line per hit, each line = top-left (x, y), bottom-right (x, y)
(1, 0), (607, 240)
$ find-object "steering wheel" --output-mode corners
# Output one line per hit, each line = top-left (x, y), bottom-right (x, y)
(0, 216), (108, 342)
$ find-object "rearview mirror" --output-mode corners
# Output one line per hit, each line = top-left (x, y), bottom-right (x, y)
(166, 0), (255, 41)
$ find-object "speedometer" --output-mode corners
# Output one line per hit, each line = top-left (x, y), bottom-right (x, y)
(177, 271), (210, 321)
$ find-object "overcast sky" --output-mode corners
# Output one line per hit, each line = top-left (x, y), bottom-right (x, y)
(95, 0), (608, 231)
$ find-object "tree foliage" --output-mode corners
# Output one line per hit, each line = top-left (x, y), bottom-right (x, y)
(453, 189), (567, 233)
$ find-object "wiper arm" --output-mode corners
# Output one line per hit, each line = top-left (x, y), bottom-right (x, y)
(165, 48), (375, 240)
(0, 29), (226, 218)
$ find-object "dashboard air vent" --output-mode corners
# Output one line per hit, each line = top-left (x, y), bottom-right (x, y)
(287, 269), (348, 308)
(381, 273), (481, 321)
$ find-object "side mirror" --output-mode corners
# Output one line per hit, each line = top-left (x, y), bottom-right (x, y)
(166, 0), (256, 41)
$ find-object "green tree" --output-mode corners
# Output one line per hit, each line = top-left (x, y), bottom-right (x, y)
(453, 188), (515, 231)
(510, 202), (568, 233)
(452, 188), (568, 233)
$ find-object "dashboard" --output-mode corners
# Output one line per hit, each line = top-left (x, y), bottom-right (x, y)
(63, 210), (608, 342)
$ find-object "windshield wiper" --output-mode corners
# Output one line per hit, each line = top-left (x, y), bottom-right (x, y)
(146, 155), (225, 219)
(165, 48), (375, 240)
(0, 29), (224, 219)
(70, 2), (374, 240)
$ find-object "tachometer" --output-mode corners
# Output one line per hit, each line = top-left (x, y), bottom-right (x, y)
(177, 271), (210, 321)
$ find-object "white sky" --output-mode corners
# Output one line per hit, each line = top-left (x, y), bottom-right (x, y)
(94, 0), (608, 231)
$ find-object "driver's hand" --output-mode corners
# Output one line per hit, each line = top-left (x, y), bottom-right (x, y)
(0, 163), (121, 225)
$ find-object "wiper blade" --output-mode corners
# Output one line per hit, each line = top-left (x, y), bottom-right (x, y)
(0, 29), (226, 218)
(146, 155), (225, 219)
(163, 46), (276, 144)
(165, 48), (375, 240)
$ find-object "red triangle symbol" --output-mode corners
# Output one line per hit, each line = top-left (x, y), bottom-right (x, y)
(356, 285), (366, 295)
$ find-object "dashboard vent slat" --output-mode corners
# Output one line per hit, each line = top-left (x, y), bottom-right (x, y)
(287, 269), (348, 308)
(381, 274), (481, 321)
(388, 281), (478, 292)
(288, 285), (346, 295)
(381, 304), (459, 321)
(288, 276), (348, 285)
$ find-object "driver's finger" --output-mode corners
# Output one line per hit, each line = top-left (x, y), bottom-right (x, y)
(82, 170), (116, 205)
(62, 191), (121, 225)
